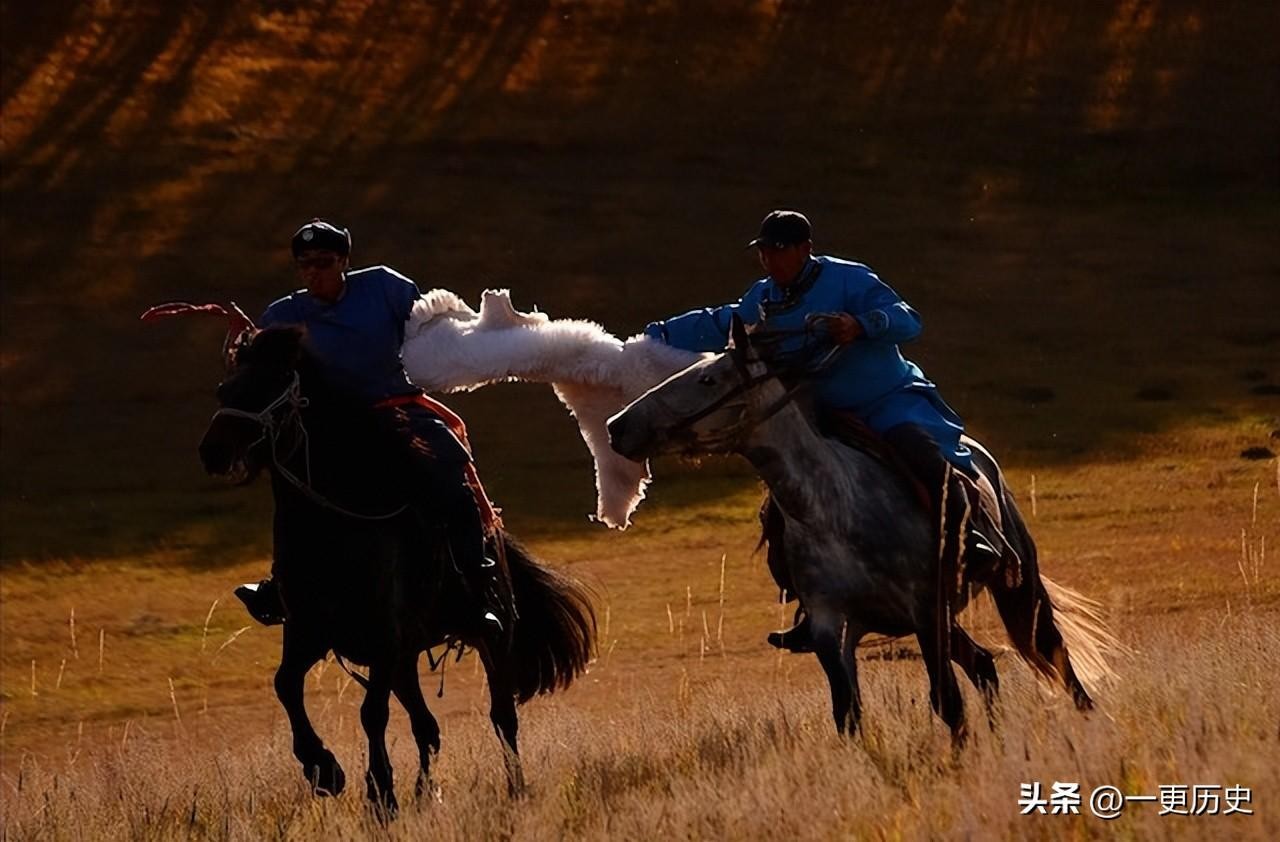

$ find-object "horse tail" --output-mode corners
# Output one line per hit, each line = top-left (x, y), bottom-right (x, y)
(1039, 575), (1124, 699)
(500, 530), (597, 703)
(987, 480), (1123, 710)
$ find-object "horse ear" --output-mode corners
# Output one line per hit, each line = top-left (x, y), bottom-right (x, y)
(727, 313), (761, 369)
(728, 313), (751, 354)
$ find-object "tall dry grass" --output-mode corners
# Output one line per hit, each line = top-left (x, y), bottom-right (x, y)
(3, 608), (1275, 841)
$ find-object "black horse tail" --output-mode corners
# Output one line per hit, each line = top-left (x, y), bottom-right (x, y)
(500, 530), (597, 703)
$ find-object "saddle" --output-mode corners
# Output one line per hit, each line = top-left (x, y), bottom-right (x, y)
(759, 412), (1022, 599)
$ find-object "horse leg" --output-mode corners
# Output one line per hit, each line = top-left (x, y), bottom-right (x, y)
(478, 644), (525, 796)
(275, 626), (345, 796)
(391, 653), (442, 801)
(360, 663), (398, 816)
(809, 611), (862, 736)
(917, 616), (967, 745)
(951, 624), (999, 728)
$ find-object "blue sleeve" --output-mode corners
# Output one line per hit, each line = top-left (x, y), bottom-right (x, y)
(844, 268), (921, 343)
(645, 281), (766, 352)
(259, 297), (299, 327)
(379, 266), (422, 323)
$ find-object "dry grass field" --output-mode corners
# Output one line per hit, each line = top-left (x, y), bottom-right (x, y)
(2, 422), (1276, 839)
(3, 610), (1279, 840)
(2, 2), (1277, 839)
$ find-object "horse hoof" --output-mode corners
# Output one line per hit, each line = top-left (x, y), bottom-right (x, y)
(367, 788), (399, 819)
(506, 769), (528, 799)
(304, 752), (346, 797)
(416, 775), (443, 804)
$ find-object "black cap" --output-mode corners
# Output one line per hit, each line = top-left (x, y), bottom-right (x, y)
(291, 219), (351, 257)
(746, 210), (811, 249)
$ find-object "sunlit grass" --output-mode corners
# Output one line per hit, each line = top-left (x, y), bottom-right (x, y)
(2, 421), (1275, 837)
(2, 607), (1276, 840)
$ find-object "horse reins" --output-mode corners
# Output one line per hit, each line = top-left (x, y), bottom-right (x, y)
(669, 322), (846, 439)
(213, 374), (411, 521)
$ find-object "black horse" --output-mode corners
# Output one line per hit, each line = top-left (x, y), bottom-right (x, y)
(198, 325), (596, 813)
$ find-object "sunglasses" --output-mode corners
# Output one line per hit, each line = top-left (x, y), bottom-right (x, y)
(295, 255), (339, 270)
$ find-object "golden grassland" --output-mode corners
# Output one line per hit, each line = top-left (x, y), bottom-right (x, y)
(2, 2), (1277, 837)
(2, 418), (1276, 839)
(2, 610), (1277, 841)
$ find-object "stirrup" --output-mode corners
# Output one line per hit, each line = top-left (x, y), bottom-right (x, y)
(234, 581), (285, 626)
(766, 615), (814, 653)
(967, 529), (1001, 558)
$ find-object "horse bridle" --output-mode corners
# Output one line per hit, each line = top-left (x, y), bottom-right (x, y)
(666, 326), (842, 446)
(212, 373), (409, 521)
(213, 371), (308, 457)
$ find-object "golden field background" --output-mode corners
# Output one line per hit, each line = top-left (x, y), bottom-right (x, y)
(2, 2), (1277, 838)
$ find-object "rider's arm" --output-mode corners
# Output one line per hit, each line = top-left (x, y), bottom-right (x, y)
(842, 267), (922, 344)
(381, 268), (423, 348)
(379, 265), (423, 324)
(643, 281), (766, 351)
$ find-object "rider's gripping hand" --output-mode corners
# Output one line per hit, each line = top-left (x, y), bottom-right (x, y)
(827, 313), (864, 345)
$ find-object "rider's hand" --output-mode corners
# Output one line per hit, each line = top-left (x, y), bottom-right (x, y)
(827, 313), (864, 345)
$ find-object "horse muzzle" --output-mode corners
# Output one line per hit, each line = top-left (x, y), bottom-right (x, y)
(607, 412), (654, 461)
(199, 417), (260, 483)
(607, 411), (698, 461)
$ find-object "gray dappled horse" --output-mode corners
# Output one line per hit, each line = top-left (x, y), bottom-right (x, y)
(608, 315), (1114, 740)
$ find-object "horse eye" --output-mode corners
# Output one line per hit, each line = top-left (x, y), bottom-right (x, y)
(698, 374), (717, 386)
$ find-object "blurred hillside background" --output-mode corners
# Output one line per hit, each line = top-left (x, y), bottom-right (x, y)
(2, 0), (1277, 563)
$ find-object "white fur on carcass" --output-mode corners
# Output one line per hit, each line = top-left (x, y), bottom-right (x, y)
(400, 289), (703, 528)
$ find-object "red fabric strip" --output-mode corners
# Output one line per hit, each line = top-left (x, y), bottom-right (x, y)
(374, 392), (504, 534)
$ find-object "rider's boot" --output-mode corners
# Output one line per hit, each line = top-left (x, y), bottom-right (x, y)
(437, 507), (508, 638)
(234, 577), (285, 626)
(962, 524), (1009, 585)
(466, 553), (507, 636)
(767, 606), (815, 653)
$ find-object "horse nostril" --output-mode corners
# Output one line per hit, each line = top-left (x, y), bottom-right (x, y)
(608, 415), (644, 460)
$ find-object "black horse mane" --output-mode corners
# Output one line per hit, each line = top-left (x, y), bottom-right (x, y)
(234, 323), (305, 372)
(235, 326), (405, 469)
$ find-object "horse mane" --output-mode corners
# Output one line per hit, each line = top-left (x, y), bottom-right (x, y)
(238, 323), (305, 369)
(235, 327), (412, 489)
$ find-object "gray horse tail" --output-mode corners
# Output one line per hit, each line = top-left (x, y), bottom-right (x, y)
(1039, 575), (1124, 695)
(965, 437), (1123, 704)
(990, 485), (1124, 708)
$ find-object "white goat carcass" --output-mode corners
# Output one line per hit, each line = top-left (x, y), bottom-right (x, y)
(401, 289), (702, 528)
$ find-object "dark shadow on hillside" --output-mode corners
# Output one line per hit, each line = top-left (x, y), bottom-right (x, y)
(1, 0), (1277, 563)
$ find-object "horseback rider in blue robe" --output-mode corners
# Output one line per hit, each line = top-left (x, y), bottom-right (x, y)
(642, 210), (999, 652)
(234, 219), (505, 635)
